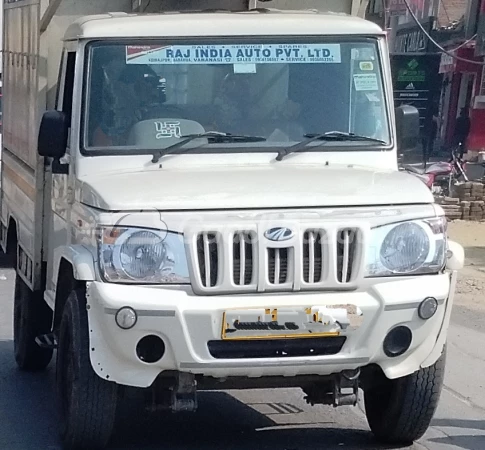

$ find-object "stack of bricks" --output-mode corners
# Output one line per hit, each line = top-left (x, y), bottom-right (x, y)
(467, 201), (485, 220)
(435, 182), (485, 221)
(457, 182), (485, 220)
(437, 197), (462, 221)
(456, 182), (485, 202)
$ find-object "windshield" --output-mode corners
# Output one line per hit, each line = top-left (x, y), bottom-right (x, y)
(83, 39), (390, 154)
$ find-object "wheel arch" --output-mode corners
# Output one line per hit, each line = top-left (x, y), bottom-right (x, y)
(52, 246), (96, 330)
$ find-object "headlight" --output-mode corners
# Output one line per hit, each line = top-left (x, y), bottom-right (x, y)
(98, 227), (189, 284)
(366, 217), (447, 277)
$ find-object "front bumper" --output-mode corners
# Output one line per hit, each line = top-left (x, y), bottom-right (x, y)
(86, 273), (455, 388)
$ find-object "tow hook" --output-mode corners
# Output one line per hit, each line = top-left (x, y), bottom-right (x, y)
(304, 369), (360, 407)
(170, 372), (198, 413)
(334, 369), (360, 407)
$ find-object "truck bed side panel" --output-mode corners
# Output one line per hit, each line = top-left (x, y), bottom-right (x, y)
(3, 0), (40, 170)
(1, 1), (43, 289)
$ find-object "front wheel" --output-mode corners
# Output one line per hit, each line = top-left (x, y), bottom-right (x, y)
(56, 288), (118, 450)
(364, 348), (446, 445)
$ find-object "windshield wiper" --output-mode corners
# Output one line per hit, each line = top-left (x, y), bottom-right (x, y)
(151, 131), (267, 163)
(276, 131), (386, 161)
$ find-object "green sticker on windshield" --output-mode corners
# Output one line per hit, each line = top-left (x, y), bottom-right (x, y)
(360, 61), (374, 71)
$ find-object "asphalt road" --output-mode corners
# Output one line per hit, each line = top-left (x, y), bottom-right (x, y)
(0, 257), (484, 450)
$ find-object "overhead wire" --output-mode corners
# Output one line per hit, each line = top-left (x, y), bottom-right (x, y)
(452, 33), (478, 51)
(402, 0), (485, 65)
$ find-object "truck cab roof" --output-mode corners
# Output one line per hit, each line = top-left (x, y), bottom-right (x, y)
(63, 9), (384, 41)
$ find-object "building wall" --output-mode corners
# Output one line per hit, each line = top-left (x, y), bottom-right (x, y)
(437, 0), (468, 27)
(467, 65), (485, 151)
(395, 0), (436, 25)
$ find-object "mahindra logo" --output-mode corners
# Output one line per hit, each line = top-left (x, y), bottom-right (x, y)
(264, 227), (294, 242)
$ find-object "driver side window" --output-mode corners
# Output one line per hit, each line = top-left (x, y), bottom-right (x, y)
(87, 47), (150, 147)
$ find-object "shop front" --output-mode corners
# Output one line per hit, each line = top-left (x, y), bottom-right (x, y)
(439, 45), (485, 156)
(390, 18), (442, 161)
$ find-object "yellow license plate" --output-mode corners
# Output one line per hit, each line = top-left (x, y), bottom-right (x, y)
(221, 305), (361, 341)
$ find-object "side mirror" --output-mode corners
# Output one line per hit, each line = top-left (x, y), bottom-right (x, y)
(395, 105), (420, 151)
(38, 110), (69, 159)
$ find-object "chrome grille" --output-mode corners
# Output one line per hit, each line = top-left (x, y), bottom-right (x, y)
(303, 230), (324, 284)
(190, 224), (364, 294)
(196, 232), (219, 287)
(337, 228), (358, 283)
(267, 248), (290, 285)
(232, 232), (255, 286)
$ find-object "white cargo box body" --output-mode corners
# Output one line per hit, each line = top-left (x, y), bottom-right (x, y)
(1, 0), (133, 289)
(3, 0), (134, 170)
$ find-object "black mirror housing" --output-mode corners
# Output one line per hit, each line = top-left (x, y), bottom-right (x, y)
(395, 105), (420, 151)
(38, 110), (69, 159)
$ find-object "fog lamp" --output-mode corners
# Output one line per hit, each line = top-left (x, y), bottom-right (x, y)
(418, 297), (438, 320)
(115, 307), (138, 330)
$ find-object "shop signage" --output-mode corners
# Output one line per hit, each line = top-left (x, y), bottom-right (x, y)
(391, 54), (441, 134)
(393, 20), (432, 54)
(439, 53), (456, 73)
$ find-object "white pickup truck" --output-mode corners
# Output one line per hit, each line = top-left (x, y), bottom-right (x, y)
(1, 2), (464, 449)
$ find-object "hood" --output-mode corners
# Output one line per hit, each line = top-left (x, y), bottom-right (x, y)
(79, 164), (433, 211)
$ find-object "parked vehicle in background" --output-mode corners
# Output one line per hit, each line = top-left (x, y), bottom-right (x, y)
(1, 1), (464, 449)
(403, 146), (469, 196)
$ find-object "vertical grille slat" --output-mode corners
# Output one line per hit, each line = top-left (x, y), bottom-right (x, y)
(337, 228), (358, 283)
(203, 234), (211, 288)
(303, 230), (324, 284)
(342, 230), (350, 283)
(309, 232), (315, 284)
(197, 232), (219, 288)
(274, 248), (281, 283)
(233, 232), (254, 286)
(268, 248), (289, 285)
(239, 236), (246, 286)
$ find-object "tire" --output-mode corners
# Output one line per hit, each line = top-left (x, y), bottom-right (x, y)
(56, 288), (118, 450)
(364, 348), (446, 445)
(13, 274), (53, 371)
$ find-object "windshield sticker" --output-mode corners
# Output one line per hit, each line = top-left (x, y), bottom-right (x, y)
(233, 63), (257, 74)
(154, 121), (182, 139)
(126, 44), (342, 65)
(353, 74), (379, 91)
(359, 61), (374, 71)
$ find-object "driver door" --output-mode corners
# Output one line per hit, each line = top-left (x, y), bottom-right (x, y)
(44, 48), (76, 307)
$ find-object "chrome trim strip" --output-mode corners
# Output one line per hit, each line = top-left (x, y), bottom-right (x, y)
(180, 357), (369, 370)
(384, 298), (445, 312)
(104, 308), (176, 317)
